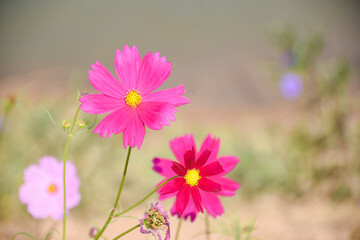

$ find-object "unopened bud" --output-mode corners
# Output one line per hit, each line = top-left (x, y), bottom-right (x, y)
(3, 94), (16, 112)
(62, 120), (71, 128)
(77, 120), (86, 128)
(89, 227), (98, 238)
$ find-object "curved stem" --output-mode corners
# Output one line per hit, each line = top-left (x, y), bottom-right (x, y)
(112, 224), (140, 240)
(62, 105), (81, 240)
(94, 147), (132, 240)
(113, 175), (179, 217)
(174, 218), (182, 240)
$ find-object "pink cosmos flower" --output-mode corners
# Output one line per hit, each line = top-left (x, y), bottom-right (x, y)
(19, 156), (81, 220)
(153, 134), (240, 221)
(140, 202), (170, 240)
(79, 45), (190, 149)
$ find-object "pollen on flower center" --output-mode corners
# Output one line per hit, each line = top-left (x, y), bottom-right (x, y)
(125, 90), (142, 108)
(47, 183), (58, 194)
(184, 169), (201, 187)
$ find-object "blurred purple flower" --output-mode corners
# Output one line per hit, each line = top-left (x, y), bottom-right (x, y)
(140, 202), (170, 240)
(279, 72), (303, 100)
(19, 156), (81, 220)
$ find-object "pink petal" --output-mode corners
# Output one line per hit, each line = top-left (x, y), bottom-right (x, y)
(198, 177), (222, 192)
(114, 45), (141, 90)
(122, 110), (146, 149)
(211, 177), (240, 196)
(170, 200), (198, 222)
(194, 149), (211, 169)
(198, 134), (220, 163)
(171, 162), (187, 176)
(142, 85), (190, 107)
(79, 94), (123, 114)
(184, 147), (195, 169)
(152, 158), (176, 178)
(200, 191), (224, 218)
(159, 177), (185, 195)
(199, 161), (224, 177)
(155, 179), (177, 201)
(137, 102), (177, 130)
(217, 156), (240, 176)
(137, 51), (172, 95)
(88, 61), (125, 97)
(191, 187), (204, 213)
(93, 107), (130, 138)
(175, 184), (191, 216)
(170, 134), (197, 165)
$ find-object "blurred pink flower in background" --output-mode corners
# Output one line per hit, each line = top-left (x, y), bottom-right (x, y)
(80, 45), (190, 149)
(153, 134), (240, 221)
(18, 156), (81, 220)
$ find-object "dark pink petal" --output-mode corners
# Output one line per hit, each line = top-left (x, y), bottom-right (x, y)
(199, 161), (224, 177)
(152, 158), (177, 178)
(198, 177), (222, 192)
(211, 177), (240, 196)
(137, 102), (177, 130)
(88, 61), (125, 97)
(159, 177), (185, 195)
(79, 94), (124, 114)
(191, 187), (204, 213)
(170, 134), (197, 165)
(170, 200), (198, 222)
(199, 191), (224, 218)
(137, 51), (172, 95)
(155, 179), (177, 201)
(198, 134), (220, 163)
(171, 162), (187, 176)
(142, 85), (190, 107)
(122, 110), (146, 149)
(184, 147), (196, 169)
(194, 149), (211, 169)
(93, 107), (130, 138)
(217, 156), (240, 176)
(114, 45), (141, 90)
(175, 184), (191, 216)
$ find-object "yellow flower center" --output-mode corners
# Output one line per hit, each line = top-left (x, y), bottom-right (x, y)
(125, 90), (142, 108)
(184, 169), (201, 187)
(47, 184), (58, 194)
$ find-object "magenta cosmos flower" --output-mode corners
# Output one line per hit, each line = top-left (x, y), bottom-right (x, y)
(19, 156), (81, 220)
(153, 134), (240, 221)
(140, 202), (170, 240)
(79, 45), (190, 149)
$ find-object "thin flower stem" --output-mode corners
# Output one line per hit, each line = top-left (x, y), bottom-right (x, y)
(113, 175), (179, 217)
(62, 105), (81, 240)
(205, 212), (210, 240)
(94, 147), (132, 240)
(174, 218), (182, 240)
(112, 224), (140, 240)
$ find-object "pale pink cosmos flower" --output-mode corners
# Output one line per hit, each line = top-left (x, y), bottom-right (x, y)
(80, 45), (190, 149)
(153, 134), (240, 221)
(19, 156), (81, 220)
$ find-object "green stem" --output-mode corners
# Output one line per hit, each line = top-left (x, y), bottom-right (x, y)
(113, 175), (179, 217)
(205, 212), (210, 240)
(174, 218), (182, 240)
(112, 224), (140, 240)
(62, 105), (81, 240)
(94, 147), (132, 240)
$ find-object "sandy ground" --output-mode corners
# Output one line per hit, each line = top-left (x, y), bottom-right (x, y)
(3, 194), (359, 240)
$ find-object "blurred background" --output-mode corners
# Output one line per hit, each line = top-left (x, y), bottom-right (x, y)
(1, 0), (360, 239)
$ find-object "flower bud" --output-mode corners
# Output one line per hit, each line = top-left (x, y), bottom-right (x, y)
(3, 94), (16, 112)
(62, 120), (71, 129)
(89, 226), (98, 238)
(76, 120), (86, 128)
